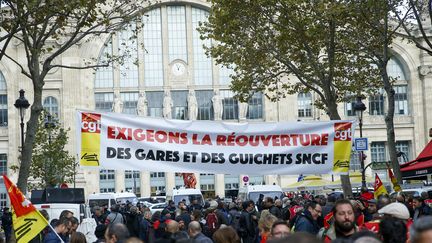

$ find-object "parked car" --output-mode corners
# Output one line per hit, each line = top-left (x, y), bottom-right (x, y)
(148, 202), (167, 214)
(138, 196), (166, 205)
(390, 187), (432, 198)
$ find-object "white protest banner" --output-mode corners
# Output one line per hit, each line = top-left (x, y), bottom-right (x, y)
(77, 110), (355, 175)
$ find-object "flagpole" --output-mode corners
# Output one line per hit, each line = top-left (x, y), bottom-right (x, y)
(47, 223), (65, 243)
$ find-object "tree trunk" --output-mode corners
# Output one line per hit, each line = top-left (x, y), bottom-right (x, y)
(16, 79), (44, 193)
(383, 75), (402, 184)
(327, 100), (354, 198)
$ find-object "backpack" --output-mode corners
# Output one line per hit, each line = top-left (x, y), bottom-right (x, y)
(206, 212), (219, 232)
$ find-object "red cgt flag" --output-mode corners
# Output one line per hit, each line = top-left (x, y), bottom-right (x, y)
(3, 175), (35, 217)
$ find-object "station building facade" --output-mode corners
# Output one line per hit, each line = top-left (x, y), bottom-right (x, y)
(0, 0), (431, 200)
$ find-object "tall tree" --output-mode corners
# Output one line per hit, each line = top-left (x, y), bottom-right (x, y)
(0, 0), (151, 192)
(200, 0), (381, 197)
(352, 0), (407, 183)
(396, 1), (432, 55)
(11, 111), (77, 189)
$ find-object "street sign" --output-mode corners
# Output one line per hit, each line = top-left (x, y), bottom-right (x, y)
(242, 176), (249, 183)
(354, 138), (368, 151)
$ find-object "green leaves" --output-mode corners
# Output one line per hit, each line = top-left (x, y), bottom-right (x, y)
(201, 0), (382, 115)
(29, 111), (77, 189)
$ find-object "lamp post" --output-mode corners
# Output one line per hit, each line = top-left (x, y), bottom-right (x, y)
(14, 90), (30, 151)
(44, 113), (56, 187)
(354, 95), (367, 188)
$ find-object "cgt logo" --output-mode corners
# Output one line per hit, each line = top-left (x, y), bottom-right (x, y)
(334, 122), (352, 141)
(81, 113), (101, 133)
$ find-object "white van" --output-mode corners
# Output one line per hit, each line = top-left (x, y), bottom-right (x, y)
(237, 185), (284, 204)
(88, 192), (138, 210)
(31, 188), (91, 223)
(34, 203), (91, 223)
(168, 188), (204, 206)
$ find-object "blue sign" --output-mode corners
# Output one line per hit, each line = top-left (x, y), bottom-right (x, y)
(354, 138), (368, 151)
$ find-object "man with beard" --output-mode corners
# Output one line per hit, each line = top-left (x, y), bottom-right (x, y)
(319, 199), (358, 243)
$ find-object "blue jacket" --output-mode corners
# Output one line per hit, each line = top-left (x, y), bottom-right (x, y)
(43, 231), (62, 243)
(193, 232), (213, 243)
(294, 210), (320, 235)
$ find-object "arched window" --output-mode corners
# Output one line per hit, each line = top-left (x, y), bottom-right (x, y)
(0, 72), (7, 126)
(43, 96), (59, 117)
(387, 57), (409, 115)
(387, 57), (406, 80)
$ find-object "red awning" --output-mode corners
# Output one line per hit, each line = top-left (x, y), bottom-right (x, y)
(401, 140), (432, 179)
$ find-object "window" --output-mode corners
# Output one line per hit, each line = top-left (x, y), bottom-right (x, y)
(125, 170), (140, 179)
(0, 193), (6, 208)
(95, 39), (114, 88)
(43, 96), (59, 117)
(196, 90), (214, 120)
(247, 93), (263, 119)
(100, 170), (115, 180)
(192, 8), (212, 85)
(171, 91), (188, 120)
(150, 172), (165, 178)
(298, 92), (312, 118)
(100, 188), (115, 193)
(221, 90), (238, 120)
(201, 184), (214, 191)
(369, 90), (385, 115)
(95, 93), (114, 112)
(120, 92), (139, 115)
(345, 96), (356, 117)
(151, 186), (166, 194)
(219, 65), (234, 85)
(119, 24), (139, 88)
(387, 57), (406, 80)
(396, 141), (410, 164)
(147, 91), (163, 117)
(394, 85), (408, 115)
(0, 154), (6, 175)
(0, 72), (7, 127)
(143, 8), (164, 87)
(167, 6), (187, 62)
(350, 150), (361, 171)
(0, 95), (7, 127)
(371, 142), (386, 162)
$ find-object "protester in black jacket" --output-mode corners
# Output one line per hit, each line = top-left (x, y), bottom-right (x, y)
(238, 200), (258, 243)
(264, 197), (282, 219)
(294, 201), (322, 235)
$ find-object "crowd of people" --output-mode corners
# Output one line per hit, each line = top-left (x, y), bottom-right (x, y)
(11, 188), (432, 243)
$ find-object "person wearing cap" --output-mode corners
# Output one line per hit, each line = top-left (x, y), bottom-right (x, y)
(363, 202), (413, 237)
(165, 200), (177, 220)
(364, 199), (377, 222)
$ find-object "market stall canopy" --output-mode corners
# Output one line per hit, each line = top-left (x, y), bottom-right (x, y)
(401, 140), (432, 179)
(327, 172), (373, 189)
(284, 175), (331, 190)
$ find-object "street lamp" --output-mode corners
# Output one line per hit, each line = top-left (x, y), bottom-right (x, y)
(353, 95), (367, 188)
(44, 113), (56, 187)
(44, 113), (56, 144)
(14, 90), (30, 150)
